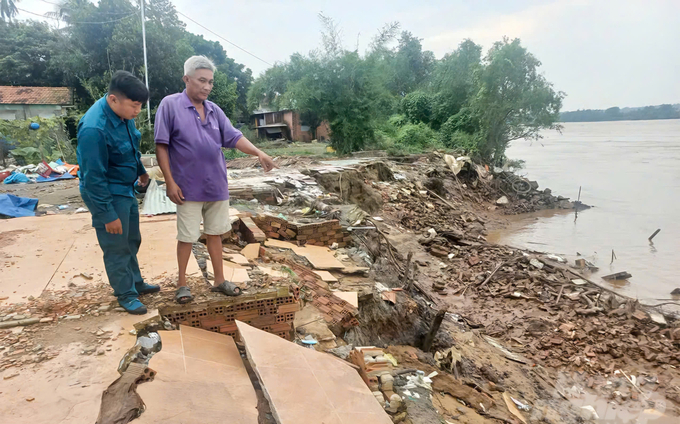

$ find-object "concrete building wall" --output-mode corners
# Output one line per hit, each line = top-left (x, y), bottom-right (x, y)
(0, 105), (66, 120)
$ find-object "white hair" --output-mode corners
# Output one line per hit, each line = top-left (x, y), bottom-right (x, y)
(184, 55), (216, 76)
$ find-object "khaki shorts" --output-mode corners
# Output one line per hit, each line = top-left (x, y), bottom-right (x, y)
(176, 200), (230, 243)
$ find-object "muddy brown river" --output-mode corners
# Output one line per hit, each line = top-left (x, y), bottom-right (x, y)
(488, 119), (680, 301)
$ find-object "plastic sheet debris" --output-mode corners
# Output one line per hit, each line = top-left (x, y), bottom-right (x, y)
(512, 397), (531, 411)
(404, 370), (435, 391)
(444, 155), (471, 175)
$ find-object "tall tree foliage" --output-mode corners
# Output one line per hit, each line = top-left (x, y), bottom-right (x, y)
(471, 38), (564, 164)
(0, 0), (250, 118)
(0, 0), (19, 22)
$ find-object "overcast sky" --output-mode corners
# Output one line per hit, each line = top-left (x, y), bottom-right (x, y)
(17, 0), (680, 110)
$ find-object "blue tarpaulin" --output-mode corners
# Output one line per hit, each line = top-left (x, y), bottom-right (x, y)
(36, 172), (75, 183)
(0, 194), (39, 218)
(2, 172), (30, 184)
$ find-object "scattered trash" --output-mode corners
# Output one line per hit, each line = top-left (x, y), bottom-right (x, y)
(529, 258), (544, 269)
(375, 282), (390, 292)
(511, 397), (531, 411)
(75, 207), (88, 213)
(496, 196), (509, 205)
(545, 254), (567, 263)
(58, 205), (69, 210)
(580, 405), (600, 420)
(503, 392), (527, 424)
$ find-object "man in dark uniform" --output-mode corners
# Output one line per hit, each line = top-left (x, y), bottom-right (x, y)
(77, 71), (158, 314)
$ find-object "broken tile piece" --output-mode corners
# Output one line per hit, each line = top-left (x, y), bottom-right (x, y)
(224, 253), (250, 265)
(332, 291), (358, 308)
(241, 243), (261, 260)
(135, 326), (258, 423)
(236, 321), (392, 424)
(314, 270), (338, 282)
(265, 240), (345, 270)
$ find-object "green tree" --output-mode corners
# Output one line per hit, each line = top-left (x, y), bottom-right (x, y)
(401, 91), (433, 124)
(1, 0), (19, 22)
(471, 38), (564, 164)
(209, 70), (238, 117)
(0, 21), (63, 86)
(429, 39), (482, 129)
(388, 31), (435, 96)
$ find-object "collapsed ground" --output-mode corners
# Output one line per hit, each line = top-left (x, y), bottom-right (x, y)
(1, 153), (678, 424)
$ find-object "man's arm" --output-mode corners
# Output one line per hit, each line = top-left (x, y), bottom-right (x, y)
(154, 99), (184, 205)
(234, 137), (277, 172)
(155, 144), (183, 205)
(216, 109), (277, 172)
(78, 128), (122, 234)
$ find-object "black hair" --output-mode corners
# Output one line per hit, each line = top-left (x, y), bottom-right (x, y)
(108, 70), (149, 103)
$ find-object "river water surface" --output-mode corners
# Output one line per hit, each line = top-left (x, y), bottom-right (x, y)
(488, 119), (680, 301)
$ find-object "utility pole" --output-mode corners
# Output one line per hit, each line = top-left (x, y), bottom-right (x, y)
(140, 0), (151, 126)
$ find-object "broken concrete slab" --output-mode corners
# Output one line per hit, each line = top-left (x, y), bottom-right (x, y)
(135, 326), (259, 424)
(236, 321), (392, 424)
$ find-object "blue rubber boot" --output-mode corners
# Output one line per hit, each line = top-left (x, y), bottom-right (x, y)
(135, 282), (160, 295)
(118, 297), (147, 315)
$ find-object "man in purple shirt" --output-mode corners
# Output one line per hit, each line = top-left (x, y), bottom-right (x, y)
(155, 55), (276, 303)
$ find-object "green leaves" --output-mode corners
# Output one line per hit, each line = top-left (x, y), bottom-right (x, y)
(209, 70), (238, 118)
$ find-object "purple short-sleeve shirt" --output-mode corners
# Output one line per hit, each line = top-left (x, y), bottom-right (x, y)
(154, 90), (243, 202)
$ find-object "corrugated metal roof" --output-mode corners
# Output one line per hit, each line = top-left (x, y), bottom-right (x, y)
(141, 179), (176, 216)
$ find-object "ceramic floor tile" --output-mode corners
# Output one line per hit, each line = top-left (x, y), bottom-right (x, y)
(146, 351), (185, 382)
(257, 366), (342, 424)
(136, 328), (258, 424)
(237, 321), (392, 424)
(160, 329), (183, 356)
(237, 321), (308, 369)
(180, 325), (233, 346)
(137, 380), (259, 423)
(181, 334), (243, 367)
(300, 346), (352, 372)
(184, 358), (257, 405)
(313, 367), (390, 416)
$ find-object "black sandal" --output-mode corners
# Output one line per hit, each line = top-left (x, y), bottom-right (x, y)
(175, 286), (193, 304)
(211, 281), (242, 297)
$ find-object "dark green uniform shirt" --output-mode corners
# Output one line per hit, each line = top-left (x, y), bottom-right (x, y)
(77, 95), (146, 224)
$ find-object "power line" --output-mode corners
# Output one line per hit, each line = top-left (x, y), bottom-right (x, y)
(175, 10), (272, 67)
(17, 7), (137, 24)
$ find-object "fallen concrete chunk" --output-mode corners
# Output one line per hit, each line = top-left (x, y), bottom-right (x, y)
(237, 321), (392, 424)
(496, 196), (509, 205)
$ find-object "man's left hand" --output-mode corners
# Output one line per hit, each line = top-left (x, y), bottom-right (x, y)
(137, 173), (150, 187)
(257, 152), (278, 173)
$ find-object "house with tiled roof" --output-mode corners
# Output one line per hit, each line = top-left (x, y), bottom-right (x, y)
(0, 86), (74, 120)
